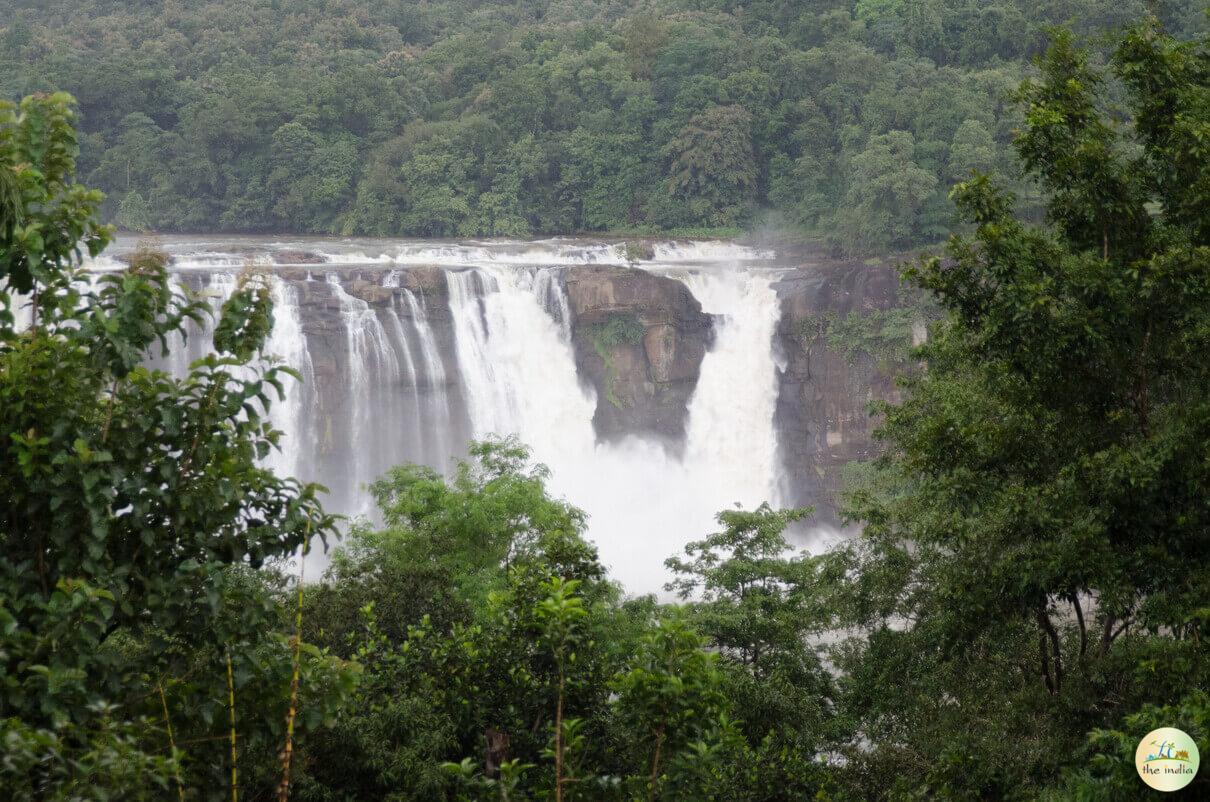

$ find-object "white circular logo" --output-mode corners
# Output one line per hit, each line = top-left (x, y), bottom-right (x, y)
(1136, 727), (1199, 792)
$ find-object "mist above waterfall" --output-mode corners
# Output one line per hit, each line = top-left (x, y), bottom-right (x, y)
(90, 236), (793, 594)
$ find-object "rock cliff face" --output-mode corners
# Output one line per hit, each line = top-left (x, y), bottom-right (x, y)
(281, 266), (453, 387)
(772, 260), (912, 525)
(278, 268), (467, 492)
(563, 266), (714, 447)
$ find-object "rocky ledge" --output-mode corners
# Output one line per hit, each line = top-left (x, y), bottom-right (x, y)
(563, 266), (714, 447)
(772, 257), (920, 525)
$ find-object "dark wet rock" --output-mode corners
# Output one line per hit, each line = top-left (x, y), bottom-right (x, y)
(564, 266), (713, 447)
(772, 257), (915, 525)
(344, 278), (395, 306)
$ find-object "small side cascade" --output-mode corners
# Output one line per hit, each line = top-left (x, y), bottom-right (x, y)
(261, 279), (316, 480)
(323, 273), (402, 516)
(528, 267), (573, 339)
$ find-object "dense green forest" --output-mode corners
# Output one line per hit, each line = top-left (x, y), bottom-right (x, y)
(3, 17), (1210, 801)
(2, 1), (1208, 251)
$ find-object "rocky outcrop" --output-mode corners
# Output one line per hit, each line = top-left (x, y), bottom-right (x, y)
(563, 266), (713, 447)
(275, 249), (327, 264)
(773, 257), (916, 526)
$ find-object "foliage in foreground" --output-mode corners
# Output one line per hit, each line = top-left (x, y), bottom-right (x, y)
(831, 18), (1210, 799)
(296, 438), (834, 801)
(1, 91), (355, 800)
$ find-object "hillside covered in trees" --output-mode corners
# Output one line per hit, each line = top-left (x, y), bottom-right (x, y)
(3, 1), (1208, 251)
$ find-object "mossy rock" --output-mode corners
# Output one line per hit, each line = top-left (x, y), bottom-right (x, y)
(622, 240), (655, 263)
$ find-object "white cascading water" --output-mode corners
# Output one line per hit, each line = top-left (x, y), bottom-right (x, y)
(445, 262), (784, 593)
(402, 289), (456, 467)
(324, 273), (402, 517)
(447, 268), (596, 450)
(83, 237), (789, 594)
(380, 293), (426, 462)
(318, 272), (465, 519)
(309, 238), (774, 269)
(261, 280), (314, 480)
(679, 269), (782, 504)
(8, 290), (34, 334)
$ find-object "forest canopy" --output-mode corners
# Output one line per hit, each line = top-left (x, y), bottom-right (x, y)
(2, 1), (1208, 251)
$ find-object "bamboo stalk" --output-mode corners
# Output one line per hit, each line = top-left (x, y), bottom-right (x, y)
(277, 521), (311, 802)
(226, 648), (239, 802)
(554, 670), (564, 802)
(158, 681), (186, 802)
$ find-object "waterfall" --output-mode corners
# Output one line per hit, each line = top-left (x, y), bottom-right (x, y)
(531, 267), (572, 335)
(444, 263), (784, 593)
(380, 294), (425, 466)
(651, 240), (775, 262)
(680, 269), (782, 510)
(318, 273), (467, 518)
(446, 268), (597, 450)
(324, 274), (401, 516)
(402, 289), (456, 468)
(569, 266), (784, 593)
(82, 236), (777, 273)
(83, 236), (790, 594)
(8, 289), (34, 334)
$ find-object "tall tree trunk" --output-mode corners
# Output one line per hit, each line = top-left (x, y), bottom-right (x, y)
(1037, 609), (1063, 691)
(555, 669), (565, 802)
(649, 722), (666, 802)
(1071, 595), (1088, 659)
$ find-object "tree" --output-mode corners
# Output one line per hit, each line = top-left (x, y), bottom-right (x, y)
(114, 190), (152, 232)
(300, 445), (839, 801)
(946, 118), (997, 184)
(7, 0), (1184, 247)
(831, 130), (937, 253)
(1, 92), (350, 798)
(611, 615), (727, 801)
(833, 21), (1210, 798)
(299, 440), (627, 800)
(665, 505), (836, 795)
(1040, 690), (1210, 799)
(665, 105), (758, 225)
(666, 506), (816, 675)
(265, 122), (358, 233)
(365, 438), (596, 598)
(559, 117), (652, 231)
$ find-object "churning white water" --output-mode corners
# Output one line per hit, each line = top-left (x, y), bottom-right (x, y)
(681, 269), (783, 517)
(447, 268), (595, 453)
(444, 261), (784, 593)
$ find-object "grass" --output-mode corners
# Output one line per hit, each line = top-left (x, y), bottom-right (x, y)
(587, 314), (645, 408)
